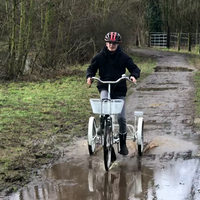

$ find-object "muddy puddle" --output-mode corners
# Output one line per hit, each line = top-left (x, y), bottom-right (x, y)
(5, 135), (200, 200)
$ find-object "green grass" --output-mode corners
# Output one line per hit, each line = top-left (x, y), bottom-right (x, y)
(194, 70), (200, 129)
(0, 56), (155, 194)
(0, 67), (97, 193)
(152, 46), (200, 55)
(194, 71), (200, 119)
(185, 53), (200, 130)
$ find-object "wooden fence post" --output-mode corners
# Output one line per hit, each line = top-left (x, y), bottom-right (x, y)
(136, 34), (139, 46)
(148, 32), (150, 47)
(167, 26), (170, 48)
(188, 32), (191, 52)
(177, 33), (180, 51)
(196, 32), (199, 45)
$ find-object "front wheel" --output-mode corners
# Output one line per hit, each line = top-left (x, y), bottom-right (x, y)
(137, 117), (144, 156)
(103, 121), (113, 171)
(88, 117), (97, 155)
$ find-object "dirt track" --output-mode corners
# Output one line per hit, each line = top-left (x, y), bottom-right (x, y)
(127, 48), (198, 151)
(4, 48), (200, 200)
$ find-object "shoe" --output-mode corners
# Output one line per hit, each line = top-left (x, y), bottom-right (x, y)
(111, 146), (116, 162)
(119, 133), (129, 156)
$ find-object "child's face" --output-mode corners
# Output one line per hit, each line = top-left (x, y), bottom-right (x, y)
(106, 42), (119, 52)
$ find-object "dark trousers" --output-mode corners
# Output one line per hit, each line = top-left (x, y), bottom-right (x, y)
(100, 90), (126, 134)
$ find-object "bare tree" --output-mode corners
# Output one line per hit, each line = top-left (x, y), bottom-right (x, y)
(1, 0), (200, 79)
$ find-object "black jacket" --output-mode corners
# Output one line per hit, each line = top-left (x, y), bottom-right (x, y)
(86, 46), (140, 97)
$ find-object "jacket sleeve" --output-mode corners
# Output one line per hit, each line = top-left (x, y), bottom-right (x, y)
(86, 56), (99, 79)
(126, 57), (140, 79)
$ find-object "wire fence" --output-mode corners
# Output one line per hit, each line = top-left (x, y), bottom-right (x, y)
(150, 33), (167, 48)
(148, 32), (200, 53)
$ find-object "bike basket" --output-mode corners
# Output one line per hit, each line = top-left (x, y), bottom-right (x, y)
(90, 99), (124, 114)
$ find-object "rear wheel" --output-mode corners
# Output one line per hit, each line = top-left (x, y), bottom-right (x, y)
(88, 117), (97, 155)
(137, 117), (144, 156)
(103, 120), (112, 171)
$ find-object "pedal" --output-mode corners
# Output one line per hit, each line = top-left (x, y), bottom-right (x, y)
(114, 133), (119, 140)
(113, 134), (119, 143)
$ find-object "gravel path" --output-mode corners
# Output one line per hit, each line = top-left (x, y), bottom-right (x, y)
(126, 48), (198, 150)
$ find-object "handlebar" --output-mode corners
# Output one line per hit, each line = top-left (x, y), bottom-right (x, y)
(91, 74), (137, 85)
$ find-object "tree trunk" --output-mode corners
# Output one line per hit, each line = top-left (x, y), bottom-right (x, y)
(18, 0), (26, 74)
(8, 0), (17, 79)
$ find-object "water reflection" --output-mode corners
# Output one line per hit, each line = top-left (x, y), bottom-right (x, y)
(7, 156), (200, 200)
(150, 159), (200, 200)
(87, 158), (146, 200)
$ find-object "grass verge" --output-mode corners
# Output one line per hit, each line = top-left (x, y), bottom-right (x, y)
(189, 54), (200, 129)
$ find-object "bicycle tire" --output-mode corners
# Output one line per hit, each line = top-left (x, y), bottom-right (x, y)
(88, 117), (97, 155)
(103, 120), (112, 171)
(137, 117), (144, 156)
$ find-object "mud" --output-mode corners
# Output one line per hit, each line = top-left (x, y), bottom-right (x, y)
(3, 48), (200, 200)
